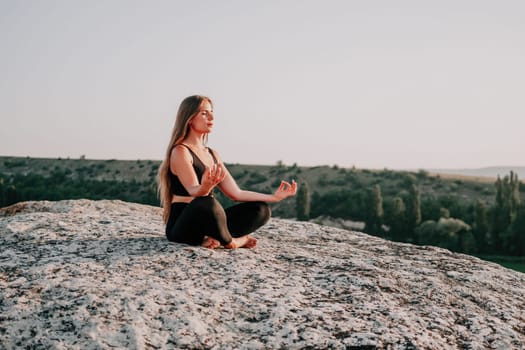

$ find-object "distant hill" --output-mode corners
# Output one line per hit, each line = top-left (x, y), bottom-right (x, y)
(1, 155), (516, 219)
(428, 166), (525, 180)
(0, 156), (158, 182)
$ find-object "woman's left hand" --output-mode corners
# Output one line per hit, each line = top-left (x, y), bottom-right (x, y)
(274, 180), (297, 201)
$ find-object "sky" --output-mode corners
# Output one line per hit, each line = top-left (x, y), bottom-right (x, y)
(1, 0), (524, 170)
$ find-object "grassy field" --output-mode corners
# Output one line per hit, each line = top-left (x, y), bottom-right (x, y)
(499, 262), (525, 273)
(479, 256), (525, 273)
(427, 172), (497, 184)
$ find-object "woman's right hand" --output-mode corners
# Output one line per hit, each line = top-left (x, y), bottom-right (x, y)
(201, 164), (226, 195)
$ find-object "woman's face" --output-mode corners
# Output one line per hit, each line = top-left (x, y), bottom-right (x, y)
(189, 100), (214, 134)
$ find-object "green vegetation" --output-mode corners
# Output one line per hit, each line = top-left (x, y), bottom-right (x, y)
(0, 157), (158, 206)
(478, 255), (525, 273)
(295, 181), (311, 221)
(498, 262), (525, 273)
(1, 156), (524, 271)
(364, 184), (383, 235)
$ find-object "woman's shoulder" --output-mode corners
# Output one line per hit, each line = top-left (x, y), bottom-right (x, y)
(171, 144), (193, 160)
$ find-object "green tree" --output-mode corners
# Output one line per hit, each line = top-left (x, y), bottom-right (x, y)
(440, 207), (450, 219)
(491, 176), (507, 252)
(6, 185), (19, 206)
(405, 184), (421, 242)
(295, 181), (311, 221)
(420, 196), (442, 221)
(509, 171), (521, 221)
(364, 184), (384, 236)
(502, 204), (525, 256)
(0, 176), (4, 206)
(491, 172), (520, 253)
(414, 220), (438, 246)
(472, 200), (489, 254)
(311, 189), (366, 220)
(388, 196), (406, 242)
(415, 217), (472, 253)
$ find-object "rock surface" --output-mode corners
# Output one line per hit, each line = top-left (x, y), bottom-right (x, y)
(1, 199), (524, 349)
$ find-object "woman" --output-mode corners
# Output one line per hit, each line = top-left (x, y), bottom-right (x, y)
(158, 95), (297, 249)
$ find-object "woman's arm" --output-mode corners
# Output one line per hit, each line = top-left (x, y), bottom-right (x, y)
(171, 145), (225, 197)
(219, 169), (297, 202)
(212, 149), (296, 202)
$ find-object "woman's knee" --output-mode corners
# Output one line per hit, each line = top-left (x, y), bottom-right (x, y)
(189, 196), (227, 223)
(254, 201), (271, 224)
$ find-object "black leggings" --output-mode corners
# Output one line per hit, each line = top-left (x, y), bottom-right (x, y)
(165, 196), (271, 246)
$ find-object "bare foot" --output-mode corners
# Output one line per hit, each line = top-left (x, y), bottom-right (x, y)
(244, 236), (257, 249)
(224, 235), (258, 249)
(201, 236), (221, 249)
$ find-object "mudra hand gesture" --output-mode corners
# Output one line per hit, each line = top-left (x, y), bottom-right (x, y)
(202, 164), (226, 194)
(274, 180), (297, 201)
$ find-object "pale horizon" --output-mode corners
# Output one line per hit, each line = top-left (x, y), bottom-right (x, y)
(1, 1), (524, 170)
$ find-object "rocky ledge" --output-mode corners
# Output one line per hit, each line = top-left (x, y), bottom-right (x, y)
(1, 199), (524, 349)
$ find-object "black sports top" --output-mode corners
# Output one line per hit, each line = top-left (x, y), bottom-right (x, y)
(169, 144), (218, 196)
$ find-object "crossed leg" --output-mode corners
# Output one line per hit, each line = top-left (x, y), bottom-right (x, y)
(167, 197), (270, 249)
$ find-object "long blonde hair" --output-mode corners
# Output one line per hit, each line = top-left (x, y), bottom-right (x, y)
(158, 95), (213, 223)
